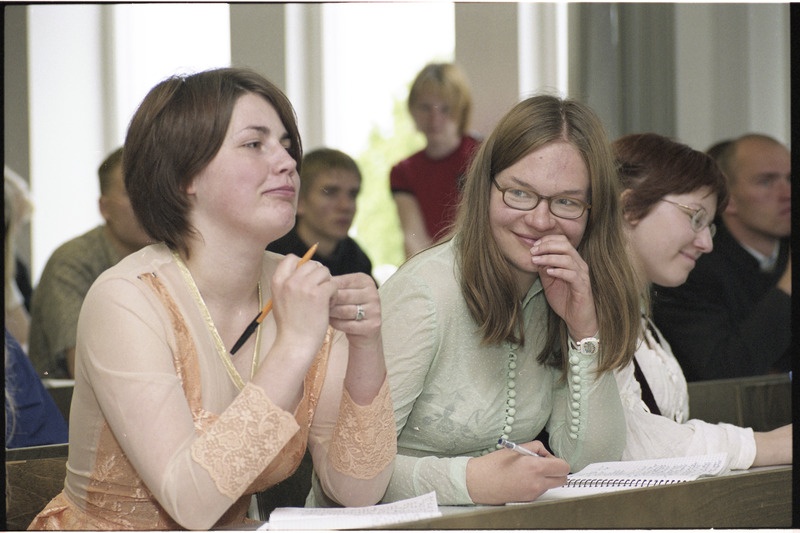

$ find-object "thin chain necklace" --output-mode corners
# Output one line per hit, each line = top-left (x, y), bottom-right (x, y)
(172, 250), (262, 391)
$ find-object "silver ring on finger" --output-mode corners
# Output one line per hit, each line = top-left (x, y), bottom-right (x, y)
(355, 304), (365, 321)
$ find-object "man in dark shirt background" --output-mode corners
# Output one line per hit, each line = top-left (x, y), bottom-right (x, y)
(268, 147), (373, 278)
(653, 133), (790, 381)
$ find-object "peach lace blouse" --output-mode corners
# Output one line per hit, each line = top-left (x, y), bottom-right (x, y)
(29, 244), (395, 530)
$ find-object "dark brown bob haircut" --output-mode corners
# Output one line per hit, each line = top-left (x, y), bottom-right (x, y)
(614, 133), (729, 222)
(124, 67), (302, 255)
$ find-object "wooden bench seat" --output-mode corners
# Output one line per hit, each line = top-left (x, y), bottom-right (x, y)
(5, 451), (67, 530)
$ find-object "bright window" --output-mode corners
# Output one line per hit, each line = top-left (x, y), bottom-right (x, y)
(321, 3), (456, 275)
(320, 2), (455, 156)
(27, 4), (230, 281)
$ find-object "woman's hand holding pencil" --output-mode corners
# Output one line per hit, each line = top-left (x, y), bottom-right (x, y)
(230, 243), (319, 354)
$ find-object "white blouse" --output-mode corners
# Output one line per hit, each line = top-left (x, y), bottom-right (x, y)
(614, 316), (756, 470)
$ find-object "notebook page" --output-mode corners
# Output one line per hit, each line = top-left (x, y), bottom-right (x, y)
(529, 453), (729, 501)
(262, 491), (441, 530)
(566, 452), (729, 485)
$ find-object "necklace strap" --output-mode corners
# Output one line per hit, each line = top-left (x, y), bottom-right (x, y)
(171, 250), (262, 390)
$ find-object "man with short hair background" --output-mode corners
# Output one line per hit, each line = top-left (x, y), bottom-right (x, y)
(268, 147), (373, 278)
(29, 147), (152, 378)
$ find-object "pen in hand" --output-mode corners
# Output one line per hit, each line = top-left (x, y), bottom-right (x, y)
(230, 243), (319, 354)
(498, 437), (541, 457)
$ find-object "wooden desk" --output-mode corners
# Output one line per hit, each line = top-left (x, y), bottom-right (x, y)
(687, 373), (791, 431)
(5, 442), (69, 461)
(5, 444), (69, 529)
(378, 466), (793, 529)
(6, 455), (68, 530)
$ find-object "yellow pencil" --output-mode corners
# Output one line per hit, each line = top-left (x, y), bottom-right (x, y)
(230, 242), (319, 354)
(255, 242), (318, 323)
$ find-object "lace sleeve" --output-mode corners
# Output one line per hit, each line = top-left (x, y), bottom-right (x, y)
(329, 378), (396, 479)
(190, 382), (299, 499)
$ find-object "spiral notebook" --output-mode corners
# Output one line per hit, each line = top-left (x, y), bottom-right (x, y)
(566, 452), (729, 488)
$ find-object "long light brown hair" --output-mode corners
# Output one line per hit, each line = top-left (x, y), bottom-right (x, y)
(452, 94), (640, 374)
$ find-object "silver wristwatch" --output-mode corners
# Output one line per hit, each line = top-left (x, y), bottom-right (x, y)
(570, 336), (600, 355)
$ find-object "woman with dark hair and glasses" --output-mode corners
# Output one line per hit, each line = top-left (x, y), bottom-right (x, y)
(613, 132), (791, 469)
(379, 94), (641, 505)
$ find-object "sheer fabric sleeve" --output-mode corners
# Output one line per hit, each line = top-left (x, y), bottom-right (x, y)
(615, 362), (756, 469)
(306, 330), (395, 507)
(76, 276), (300, 530)
(547, 348), (627, 472)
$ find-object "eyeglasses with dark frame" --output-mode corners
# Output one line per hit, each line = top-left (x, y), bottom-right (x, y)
(660, 199), (717, 237)
(492, 179), (591, 219)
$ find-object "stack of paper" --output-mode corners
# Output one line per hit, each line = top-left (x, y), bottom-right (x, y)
(262, 491), (441, 530)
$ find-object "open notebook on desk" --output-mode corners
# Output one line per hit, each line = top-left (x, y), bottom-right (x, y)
(536, 452), (729, 501)
(261, 491), (441, 530)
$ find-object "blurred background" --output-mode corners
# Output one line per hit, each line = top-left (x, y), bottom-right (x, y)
(4, 2), (790, 284)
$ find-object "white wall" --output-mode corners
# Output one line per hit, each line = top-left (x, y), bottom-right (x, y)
(674, 3), (790, 150)
(28, 5), (106, 284)
(320, 3), (455, 156)
(12, 3), (791, 282)
(26, 4), (230, 283)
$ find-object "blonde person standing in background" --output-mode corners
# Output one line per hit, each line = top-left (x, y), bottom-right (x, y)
(390, 63), (480, 258)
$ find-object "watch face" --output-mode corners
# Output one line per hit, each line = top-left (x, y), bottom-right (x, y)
(580, 339), (599, 355)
